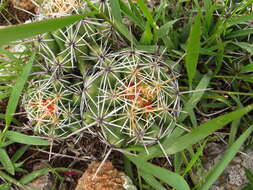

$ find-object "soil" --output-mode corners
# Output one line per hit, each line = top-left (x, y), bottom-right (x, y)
(0, 0), (36, 25)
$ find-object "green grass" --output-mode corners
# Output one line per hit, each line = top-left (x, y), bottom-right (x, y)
(0, 0), (253, 189)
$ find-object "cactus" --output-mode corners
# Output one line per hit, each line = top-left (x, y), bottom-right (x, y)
(78, 49), (181, 150)
(21, 1), (181, 155)
(22, 4), (110, 138)
(22, 76), (83, 137)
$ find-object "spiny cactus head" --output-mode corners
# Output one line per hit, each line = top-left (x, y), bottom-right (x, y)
(82, 50), (180, 148)
(23, 78), (82, 138)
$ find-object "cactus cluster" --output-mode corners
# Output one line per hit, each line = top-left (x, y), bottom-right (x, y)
(22, 1), (181, 151)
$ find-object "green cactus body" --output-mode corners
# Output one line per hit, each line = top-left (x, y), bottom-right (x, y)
(23, 80), (82, 137)
(81, 50), (180, 148)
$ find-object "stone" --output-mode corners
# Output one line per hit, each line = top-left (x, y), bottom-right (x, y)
(75, 160), (136, 190)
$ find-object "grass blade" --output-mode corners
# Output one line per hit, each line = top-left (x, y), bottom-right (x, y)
(226, 29), (253, 39)
(110, 0), (123, 24)
(164, 104), (253, 155)
(241, 63), (253, 73)
(185, 12), (202, 86)
(0, 12), (97, 46)
(245, 169), (253, 185)
(19, 168), (50, 184)
(199, 124), (253, 190)
(140, 22), (153, 45)
(141, 103), (253, 159)
(5, 131), (50, 146)
(118, 0), (145, 29)
(136, 0), (155, 25)
(0, 148), (15, 175)
(179, 74), (211, 122)
(128, 156), (190, 190)
(183, 140), (207, 176)
(157, 19), (179, 38)
(233, 42), (253, 55)
(124, 156), (134, 180)
(0, 170), (26, 189)
(11, 145), (30, 163)
(4, 54), (35, 130)
(0, 184), (11, 190)
(228, 12), (253, 26)
(141, 172), (166, 190)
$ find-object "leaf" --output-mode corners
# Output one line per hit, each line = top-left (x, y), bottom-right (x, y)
(234, 42), (253, 54)
(203, 94), (232, 107)
(242, 186), (253, 190)
(0, 141), (14, 148)
(19, 168), (50, 184)
(110, 0), (123, 24)
(203, 0), (215, 35)
(185, 13), (202, 86)
(11, 145), (30, 163)
(118, 0), (145, 29)
(174, 152), (183, 174)
(136, 0), (155, 25)
(4, 54), (35, 129)
(0, 148), (15, 175)
(199, 125), (253, 190)
(164, 104), (253, 155)
(226, 29), (253, 39)
(183, 140), (207, 176)
(228, 119), (241, 146)
(127, 156), (190, 190)
(139, 126), (184, 160)
(5, 131), (50, 146)
(154, 1), (166, 22)
(0, 184), (11, 190)
(158, 19), (179, 38)
(124, 156), (134, 180)
(114, 21), (138, 45)
(0, 114), (21, 126)
(140, 22), (153, 45)
(228, 12), (253, 26)
(179, 74), (211, 122)
(0, 93), (10, 99)
(241, 63), (253, 73)
(0, 12), (97, 46)
(0, 170), (26, 189)
(142, 103), (253, 159)
(141, 172), (166, 190)
(245, 169), (253, 186)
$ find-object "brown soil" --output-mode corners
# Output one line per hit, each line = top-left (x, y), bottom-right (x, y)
(0, 99), (7, 113)
(0, 0), (37, 25)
